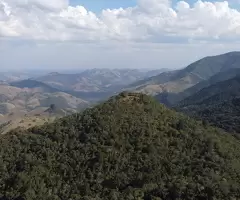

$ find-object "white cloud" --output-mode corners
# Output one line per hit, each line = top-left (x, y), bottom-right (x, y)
(0, 0), (240, 70)
(0, 0), (240, 42)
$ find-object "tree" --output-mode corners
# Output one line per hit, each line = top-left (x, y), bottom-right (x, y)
(49, 104), (56, 112)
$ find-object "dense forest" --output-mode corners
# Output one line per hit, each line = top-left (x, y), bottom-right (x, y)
(1, 93), (240, 199)
(177, 75), (240, 133)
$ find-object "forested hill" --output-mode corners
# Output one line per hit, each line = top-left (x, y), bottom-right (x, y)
(1, 92), (240, 199)
(177, 75), (240, 133)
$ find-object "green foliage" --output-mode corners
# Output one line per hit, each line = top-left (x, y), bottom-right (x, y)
(177, 75), (240, 133)
(156, 68), (240, 106)
(1, 93), (240, 199)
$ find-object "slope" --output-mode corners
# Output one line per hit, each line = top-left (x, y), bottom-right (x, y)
(177, 75), (240, 133)
(0, 84), (89, 122)
(156, 68), (240, 106)
(128, 51), (240, 96)
(1, 93), (240, 199)
(10, 79), (59, 93)
(0, 114), (56, 135)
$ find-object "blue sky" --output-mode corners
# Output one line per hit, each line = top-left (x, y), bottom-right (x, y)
(69, 0), (136, 12)
(69, 0), (239, 12)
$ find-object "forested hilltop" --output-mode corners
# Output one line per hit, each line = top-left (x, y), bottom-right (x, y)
(1, 93), (240, 199)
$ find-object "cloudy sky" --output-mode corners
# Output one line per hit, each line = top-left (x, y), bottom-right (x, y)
(0, 0), (240, 70)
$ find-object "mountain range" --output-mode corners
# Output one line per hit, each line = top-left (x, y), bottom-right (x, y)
(127, 51), (240, 100)
(0, 68), (166, 129)
(35, 68), (167, 93)
(1, 52), (240, 199)
(156, 68), (240, 106)
(1, 52), (240, 134)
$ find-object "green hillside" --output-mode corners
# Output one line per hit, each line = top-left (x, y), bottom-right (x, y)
(156, 68), (240, 106)
(1, 93), (240, 199)
(177, 76), (240, 133)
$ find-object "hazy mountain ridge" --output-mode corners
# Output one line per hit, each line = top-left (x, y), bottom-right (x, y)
(0, 83), (89, 124)
(10, 79), (60, 93)
(0, 71), (51, 82)
(0, 68), (168, 125)
(35, 68), (167, 93)
(156, 68), (240, 106)
(176, 68), (240, 104)
(128, 51), (240, 96)
(2, 52), (240, 133)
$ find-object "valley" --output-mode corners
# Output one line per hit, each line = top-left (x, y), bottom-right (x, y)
(0, 68), (166, 133)
(1, 52), (240, 135)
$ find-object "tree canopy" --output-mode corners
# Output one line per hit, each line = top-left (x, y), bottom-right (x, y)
(1, 92), (240, 199)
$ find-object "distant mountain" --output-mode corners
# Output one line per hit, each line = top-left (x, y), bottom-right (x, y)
(9, 79), (89, 110)
(0, 71), (49, 82)
(10, 79), (59, 93)
(177, 68), (240, 103)
(156, 68), (240, 106)
(128, 51), (240, 96)
(0, 84), (89, 123)
(177, 75), (240, 133)
(35, 68), (167, 93)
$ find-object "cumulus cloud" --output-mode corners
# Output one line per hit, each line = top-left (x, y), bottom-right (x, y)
(0, 0), (240, 42)
(0, 0), (240, 70)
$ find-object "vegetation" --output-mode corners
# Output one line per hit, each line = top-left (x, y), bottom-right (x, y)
(1, 93), (240, 199)
(49, 104), (56, 112)
(156, 68), (240, 106)
(177, 75), (240, 133)
(0, 116), (57, 135)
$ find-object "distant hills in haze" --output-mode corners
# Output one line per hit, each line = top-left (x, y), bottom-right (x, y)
(35, 68), (167, 93)
(127, 51), (240, 98)
(0, 68), (167, 127)
(0, 79), (89, 126)
(155, 68), (240, 106)
(1, 52), (240, 134)
(10, 79), (59, 93)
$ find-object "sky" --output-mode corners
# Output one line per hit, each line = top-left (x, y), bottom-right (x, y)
(0, 0), (240, 70)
